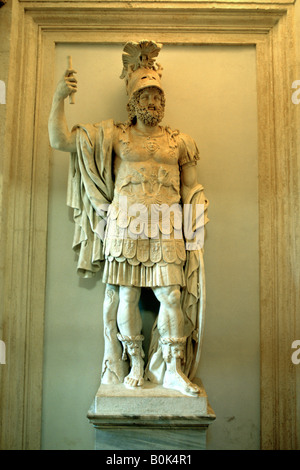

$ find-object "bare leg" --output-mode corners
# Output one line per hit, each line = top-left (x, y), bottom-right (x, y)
(152, 285), (184, 337)
(101, 284), (128, 384)
(152, 285), (201, 397)
(117, 286), (142, 336)
(117, 286), (145, 388)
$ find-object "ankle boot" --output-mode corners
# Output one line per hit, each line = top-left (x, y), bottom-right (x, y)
(117, 333), (145, 388)
(160, 336), (201, 397)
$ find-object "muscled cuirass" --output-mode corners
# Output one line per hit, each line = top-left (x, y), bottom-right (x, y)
(114, 126), (181, 207)
(103, 124), (188, 272)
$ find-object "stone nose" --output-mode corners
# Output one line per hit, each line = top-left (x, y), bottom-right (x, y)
(148, 95), (156, 105)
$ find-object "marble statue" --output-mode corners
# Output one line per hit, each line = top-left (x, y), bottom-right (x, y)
(48, 40), (209, 397)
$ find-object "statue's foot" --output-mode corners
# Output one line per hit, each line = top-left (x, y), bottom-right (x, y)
(124, 373), (144, 389)
(163, 369), (201, 397)
(116, 333), (145, 389)
(123, 356), (144, 389)
(159, 336), (201, 397)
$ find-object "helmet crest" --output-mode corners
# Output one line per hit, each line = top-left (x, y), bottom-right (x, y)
(120, 40), (164, 99)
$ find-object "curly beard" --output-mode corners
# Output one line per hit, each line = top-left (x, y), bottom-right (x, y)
(135, 104), (164, 127)
(127, 88), (165, 126)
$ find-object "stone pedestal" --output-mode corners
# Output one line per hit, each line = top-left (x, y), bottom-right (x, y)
(87, 378), (215, 450)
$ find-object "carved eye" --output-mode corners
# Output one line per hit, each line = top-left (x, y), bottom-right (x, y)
(141, 76), (147, 80)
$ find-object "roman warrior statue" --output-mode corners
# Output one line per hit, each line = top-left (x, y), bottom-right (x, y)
(48, 40), (209, 397)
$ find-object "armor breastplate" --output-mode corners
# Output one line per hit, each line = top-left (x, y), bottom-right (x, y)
(103, 125), (186, 266)
(114, 161), (180, 207)
(113, 125), (181, 206)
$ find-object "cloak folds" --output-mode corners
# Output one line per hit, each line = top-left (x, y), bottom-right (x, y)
(67, 119), (115, 277)
(67, 119), (209, 383)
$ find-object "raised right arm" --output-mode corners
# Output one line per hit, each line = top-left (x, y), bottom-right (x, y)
(48, 68), (77, 152)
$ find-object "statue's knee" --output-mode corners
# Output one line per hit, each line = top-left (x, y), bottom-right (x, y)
(168, 288), (181, 307)
(120, 286), (140, 305)
(153, 286), (181, 308)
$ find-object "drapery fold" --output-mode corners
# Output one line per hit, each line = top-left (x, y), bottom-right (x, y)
(67, 120), (115, 277)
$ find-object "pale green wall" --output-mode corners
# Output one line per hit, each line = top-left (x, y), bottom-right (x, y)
(42, 44), (259, 450)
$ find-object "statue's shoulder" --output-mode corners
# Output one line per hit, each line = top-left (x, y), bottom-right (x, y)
(92, 119), (128, 143)
(177, 130), (197, 149)
(74, 120), (115, 139)
(93, 119), (130, 132)
(93, 118), (118, 132)
(164, 126), (195, 146)
(164, 125), (180, 138)
(164, 126), (200, 167)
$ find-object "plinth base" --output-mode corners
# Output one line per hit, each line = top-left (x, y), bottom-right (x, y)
(87, 378), (215, 450)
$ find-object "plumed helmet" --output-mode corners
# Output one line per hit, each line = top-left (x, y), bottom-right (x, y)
(120, 40), (164, 99)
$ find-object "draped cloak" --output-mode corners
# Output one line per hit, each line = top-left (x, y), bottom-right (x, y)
(67, 119), (209, 383)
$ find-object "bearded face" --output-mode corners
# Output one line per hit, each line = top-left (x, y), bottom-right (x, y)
(127, 87), (165, 126)
(135, 104), (164, 126)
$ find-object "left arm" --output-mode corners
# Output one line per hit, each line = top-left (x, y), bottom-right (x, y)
(181, 162), (207, 248)
(180, 162), (198, 204)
